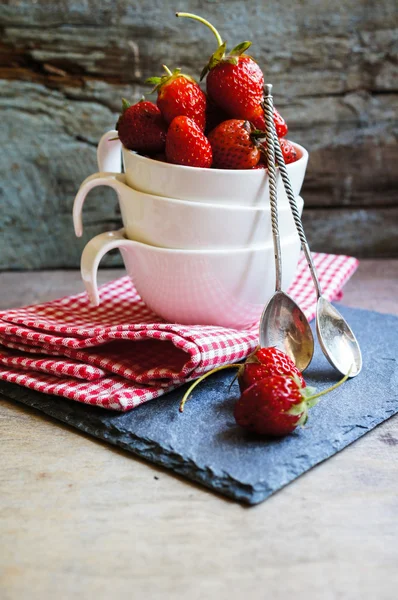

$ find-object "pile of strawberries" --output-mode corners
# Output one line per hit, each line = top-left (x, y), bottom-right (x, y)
(116, 13), (299, 170)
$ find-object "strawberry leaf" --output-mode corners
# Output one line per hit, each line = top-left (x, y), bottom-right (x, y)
(145, 77), (161, 85)
(229, 41), (252, 57)
(201, 41), (227, 80)
(209, 41), (227, 68)
(121, 98), (131, 113)
(287, 401), (306, 416)
(296, 408), (309, 427)
(200, 63), (210, 80)
(302, 386), (317, 399)
(224, 56), (239, 66)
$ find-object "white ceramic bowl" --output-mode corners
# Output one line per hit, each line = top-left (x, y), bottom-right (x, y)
(73, 172), (304, 250)
(80, 229), (301, 329)
(97, 130), (308, 207)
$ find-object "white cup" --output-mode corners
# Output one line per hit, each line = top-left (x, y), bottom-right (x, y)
(73, 172), (304, 250)
(80, 228), (301, 329)
(97, 130), (308, 206)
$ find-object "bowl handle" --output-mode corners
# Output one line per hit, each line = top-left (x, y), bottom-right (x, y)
(81, 229), (134, 306)
(97, 130), (122, 172)
(73, 172), (127, 237)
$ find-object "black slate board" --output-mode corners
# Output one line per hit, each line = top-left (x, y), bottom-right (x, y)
(1, 305), (397, 505)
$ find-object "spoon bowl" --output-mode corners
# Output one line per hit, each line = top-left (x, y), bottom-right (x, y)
(259, 291), (314, 372)
(316, 297), (362, 376)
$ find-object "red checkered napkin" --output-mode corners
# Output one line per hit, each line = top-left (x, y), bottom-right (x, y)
(0, 253), (358, 411)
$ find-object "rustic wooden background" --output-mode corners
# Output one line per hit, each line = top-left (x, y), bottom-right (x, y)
(1, 0), (397, 268)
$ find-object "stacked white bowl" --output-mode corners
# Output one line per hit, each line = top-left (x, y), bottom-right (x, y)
(73, 131), (308, 329)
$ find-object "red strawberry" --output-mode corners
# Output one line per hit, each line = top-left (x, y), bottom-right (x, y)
(205, 95), (229, 134)
(165, 115), (212, 168)
(239, 347), (306, 393)
(147, 66), (206, 131)
(279, 138), (298, 164)
(207, 56), (264, 119)
(234, 375), (311, 437)
(234, 366), (350, 437)
(249, 106), (288, 138)
(208, 119), (261, 169)
(116, 99), (167, 154)
(176, 13), (264, 119)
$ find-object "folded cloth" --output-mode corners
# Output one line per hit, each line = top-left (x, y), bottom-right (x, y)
(0, 253), (358, 411)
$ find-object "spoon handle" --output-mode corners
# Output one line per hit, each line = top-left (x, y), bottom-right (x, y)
(263, 84), (282, 292)
(272, 127), (323, 299)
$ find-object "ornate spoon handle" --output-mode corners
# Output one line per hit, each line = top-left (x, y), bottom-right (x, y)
(271, 125), (323, 299)
(263, 84), (282, 292)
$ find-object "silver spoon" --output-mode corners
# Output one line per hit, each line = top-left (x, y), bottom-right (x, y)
(270, 97), (362, 377)
(258, 84), (315, 372)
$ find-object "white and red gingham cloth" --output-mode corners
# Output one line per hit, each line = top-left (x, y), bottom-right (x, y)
(0, 253), (358, 411)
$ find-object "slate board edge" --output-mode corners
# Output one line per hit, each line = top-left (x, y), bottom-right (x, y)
(2, 379), (397, 506)
(0, 380), (257, 504)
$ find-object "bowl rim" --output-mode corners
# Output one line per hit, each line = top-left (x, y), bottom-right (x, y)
(118, 176), (305, 211)
(117, 229), (300, 256)
(122, 141), (308, 175)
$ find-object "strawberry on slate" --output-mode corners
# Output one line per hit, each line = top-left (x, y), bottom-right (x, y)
(234, 375), (313, 437)
(179, 346), (302, 412)
(249, 106), (288, 138)
(234, 367), (349, 437)
(279, 138), (298, 164)
(165, 115), (212, 168)
(176, 13), (264, 119)
(116, 99), (167, 154)
(147, 65), (207, 131)
(238, 346), (306, 393)
(208, 119), (261, 169)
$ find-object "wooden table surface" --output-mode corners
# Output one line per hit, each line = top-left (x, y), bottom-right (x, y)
(1, 261), (398, 600)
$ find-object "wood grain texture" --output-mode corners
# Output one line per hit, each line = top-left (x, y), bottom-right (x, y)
(0, 262), (397, 600)
(1, 0), (397, 267)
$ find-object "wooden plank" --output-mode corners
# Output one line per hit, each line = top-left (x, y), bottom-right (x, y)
(0, 80), (396, 266)
(1, 0), (397, 95)
(1, 0), (397, 267)
(302, 207), (398, 258)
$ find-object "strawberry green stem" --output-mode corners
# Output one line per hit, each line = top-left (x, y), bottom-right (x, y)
(179, 364), (241, 413)
(305, 367), (352, 409)
(162, 64), (173, 76)
(176, 12), (223, 47)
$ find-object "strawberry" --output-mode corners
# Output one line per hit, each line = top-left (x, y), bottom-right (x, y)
(116, 99), (167, 154)
(249, 106), (288, 138)
(205, 95), (229, 134)
(208, 119), (261, 169)
(207, 56), (264, 119)
(279, 138), (298, 164)
(176, 13), (264, 119)
(234, 375), (313, 437)
(147, 66), (206, 131)
(273, 108), (289, 138)
(239, 347), (306, 393)
(165, 115), (212, 168)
